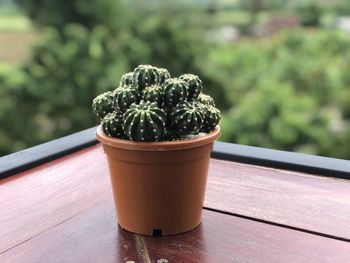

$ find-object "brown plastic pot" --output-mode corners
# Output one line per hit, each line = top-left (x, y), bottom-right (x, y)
(96, 126), (220, 236)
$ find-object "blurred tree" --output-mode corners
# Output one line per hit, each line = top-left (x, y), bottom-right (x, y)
(239, 0), (265, 30)
(21, 24), (127, 138)
(0, 64), (40, 155)
(0, 5), (229, 155)
(296, 1), (321, 27)
(220, 78), (330, 153)
(0, 24), (127, 155)
(16, 0), (129, 30)
(116, 12), (229, 108)
(208, 29), (350, 158)
(2, 0), (350, 160)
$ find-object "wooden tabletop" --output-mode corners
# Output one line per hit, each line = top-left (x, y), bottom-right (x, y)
(1, 144), (350, 263)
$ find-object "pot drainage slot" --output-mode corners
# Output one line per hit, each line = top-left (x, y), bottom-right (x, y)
(153, 229), (163, 236)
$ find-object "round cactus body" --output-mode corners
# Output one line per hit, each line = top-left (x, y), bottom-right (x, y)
(142, 84), (164, 107)
(171, 101), (204, 135)
(201, 105), (221, 133)
(123, 100), (166, 141)
(92, 91), (115, 119)
(163, 78), (189, 108)
(156, 68), (171, 85)
(120, 72), (133, 86)
(197, 93), (215, 107)
(94, 65), (220, 142)
(179, 74), (202, 100)
(113, 85), (140, 112)
(101, 111), (126, 138)
(133, 64), (159, 90)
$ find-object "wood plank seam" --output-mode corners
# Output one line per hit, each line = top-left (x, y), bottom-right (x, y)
(2, 199), (350, 262)
(2, 145), (349, 259)
(203, 206), (350, 243)
(206, 158), (350, 240)
(134, 235), (152, 263)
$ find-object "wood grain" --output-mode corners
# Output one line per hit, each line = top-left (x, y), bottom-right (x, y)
(0, 145), (112, 253)
(1, 199), (350, 263)
(0, 200), (141, 263)
(1, 144), (350, 256)
(205, 159), (350, 240)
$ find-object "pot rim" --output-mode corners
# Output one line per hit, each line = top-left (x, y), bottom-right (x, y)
(96, 126), (220, 151)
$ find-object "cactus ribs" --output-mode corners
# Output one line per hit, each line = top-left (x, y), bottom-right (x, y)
(92, 64), (221, 142)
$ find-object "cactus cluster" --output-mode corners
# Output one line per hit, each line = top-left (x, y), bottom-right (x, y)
(101, 111), (125, 138)
(163, 78), (188, 108)
(92, 64), (221, 142)
(113, 85), (140, 112)
(119, 72), (133, 86)
(133, 65), (160, 90)
(171, 101), (203, 135)
(179, 74), (202, 101)
(123, 101), (167, 141)
(92, 91), (114, 120)
(142, 85), (164, 107)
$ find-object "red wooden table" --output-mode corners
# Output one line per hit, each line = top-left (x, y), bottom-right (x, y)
(1, 144), (350, 262)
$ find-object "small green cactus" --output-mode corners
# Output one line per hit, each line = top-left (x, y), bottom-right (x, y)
(179, 74), (202, 101)
(197, 93), (215, 107)
(163, 78), (189, 108)
(92, 65), (221, 141)
(113, 85), (140, 112)
(201, 105), (221, 133)
(133, 64), (159, 90)
(120, 72), (133, 86)
(92, 91), (114, 119)
(156, 68), (171, 85)
(101, 111), (126, 138)
(171, 101), (204, 135)
(123, 100), (167, 141)
(142, 84), (164, 107)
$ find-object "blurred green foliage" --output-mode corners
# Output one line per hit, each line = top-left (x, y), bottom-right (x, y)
(297, 1), (321, 27)
(16, 0), (128, 30)
(0, 25), (126, 153)
(0, 2), (227, 155)
(208, 30), (350, 158)
(1, 0), (350, 160)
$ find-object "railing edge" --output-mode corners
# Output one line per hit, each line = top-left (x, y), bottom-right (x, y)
(0, 127), (98, 179)
(1, 127), (349, 180)
(212, 141), (350, 179)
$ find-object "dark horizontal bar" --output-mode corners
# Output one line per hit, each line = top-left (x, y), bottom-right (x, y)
(212, 141), (350, 179)
(0, 127), (98, 179)
(0, 127), (349, 180)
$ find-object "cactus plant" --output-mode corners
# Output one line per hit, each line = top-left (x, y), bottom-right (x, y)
(197, 93), (215, 107)
(171, 101), (204, 135)
(113, 85), (140, 112)
(133, 64), (159, 90)
(120, 72), (133, 86)
(157, 68), (171, 85)
(201, 105), (221, 133)
(93, 65), (220, 142)
(163, 78), (189, 108)
(179, 74), (202, 101)
(92, 91), (115, 119)
(101, 111), (126, 138)
(123, 100), (167, 141)
(142, 84), (164, 107)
